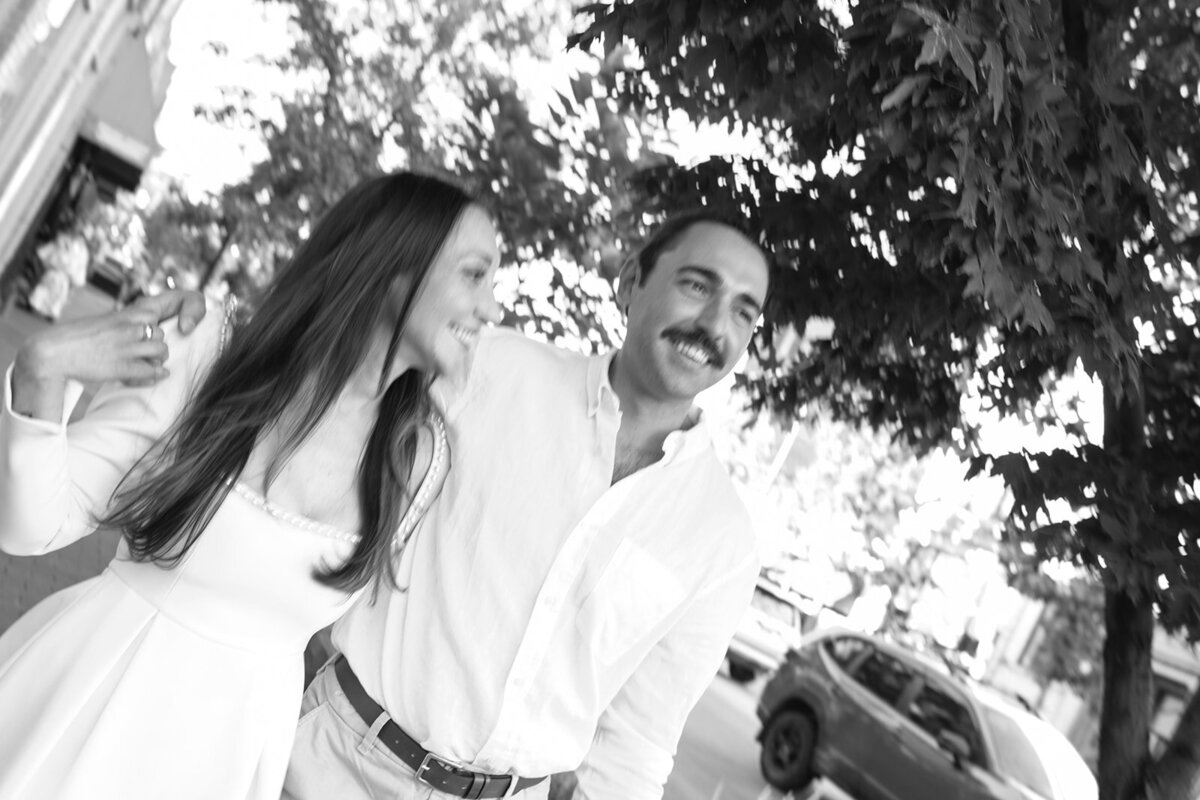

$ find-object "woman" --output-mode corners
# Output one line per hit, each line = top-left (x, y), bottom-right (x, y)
(0, 171), (502, 799)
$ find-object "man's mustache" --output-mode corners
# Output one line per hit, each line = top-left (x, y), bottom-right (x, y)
(663, 328), (724, 369)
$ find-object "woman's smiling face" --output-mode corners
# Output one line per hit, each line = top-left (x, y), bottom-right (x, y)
(394, 204), (503, 377)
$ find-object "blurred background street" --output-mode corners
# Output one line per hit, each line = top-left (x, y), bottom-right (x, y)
(664, 669), (766, 800)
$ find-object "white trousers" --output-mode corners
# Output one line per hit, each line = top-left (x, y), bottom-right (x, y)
(281, 661), (550, 800)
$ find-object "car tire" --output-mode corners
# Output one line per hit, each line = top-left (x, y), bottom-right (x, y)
(759, 708), (816, 791)
(728, 661), (756, 683)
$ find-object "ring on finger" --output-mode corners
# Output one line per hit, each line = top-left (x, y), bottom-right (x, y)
(141, 323), (155, 342)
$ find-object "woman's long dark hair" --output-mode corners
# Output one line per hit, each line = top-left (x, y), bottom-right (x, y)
(101, 171), (473, 592)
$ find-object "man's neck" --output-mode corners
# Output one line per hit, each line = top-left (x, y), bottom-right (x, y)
(608, 351), (696, 458)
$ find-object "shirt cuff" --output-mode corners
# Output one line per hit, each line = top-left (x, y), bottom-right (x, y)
(4, 363), (85, 431)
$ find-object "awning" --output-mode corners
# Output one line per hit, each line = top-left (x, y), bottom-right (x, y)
(77, 30), (164, 192)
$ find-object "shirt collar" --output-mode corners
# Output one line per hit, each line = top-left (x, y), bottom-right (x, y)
(586, 349), (618, 418)
(587, 351), (713, 463)
(661, 407), (710, 463)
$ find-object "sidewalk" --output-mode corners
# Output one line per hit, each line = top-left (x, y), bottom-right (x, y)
(0, 294), (121, 633)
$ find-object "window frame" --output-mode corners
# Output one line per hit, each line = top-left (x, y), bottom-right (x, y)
(821, 634), (873, 675)
(898, 675), (989, 769)
(847, 646), (921, 709)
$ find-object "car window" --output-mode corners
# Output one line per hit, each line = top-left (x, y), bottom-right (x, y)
(851, 650), (914, 706)
(906, 683), (982, 763)
(981, 706), (1055, 798)
(823, 636), (870, 671)
(751, 588), (799, 628)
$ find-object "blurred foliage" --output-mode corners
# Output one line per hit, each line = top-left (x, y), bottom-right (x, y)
(725, 412), (927, 563)
(168, 0), (692, 352)
(570, 0), (1199, 796)
(1014, 569), (1106, 715)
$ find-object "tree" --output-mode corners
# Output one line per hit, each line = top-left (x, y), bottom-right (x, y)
(724, 411), (927, 566)
(570, 1), (1200, 797)
(140, 178), (233, 292)
(185, 0), (684, 351)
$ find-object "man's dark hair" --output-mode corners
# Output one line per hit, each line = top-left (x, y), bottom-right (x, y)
(634, 210), (774, 300)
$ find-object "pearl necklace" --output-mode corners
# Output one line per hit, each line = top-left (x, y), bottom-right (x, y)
(218, 294), (238, 354)
(392, 413), (447, 554)
(216, 303), (447, 550)
(225, 412), (447, 550)
(231, 480), (361, 544)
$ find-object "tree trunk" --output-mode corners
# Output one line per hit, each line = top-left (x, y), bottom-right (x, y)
(1144, 686), (1200, 800)
(1097, 377), (1154, 800)
(1059, 0), (1089, 68)
(1098, 585), (1155, 800)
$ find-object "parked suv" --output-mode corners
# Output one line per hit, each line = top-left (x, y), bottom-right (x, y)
(726, 580), (810, 682)
(756, 630), (1097, 800)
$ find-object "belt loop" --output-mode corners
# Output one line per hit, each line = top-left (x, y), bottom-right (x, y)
(502, 773), (520, 798)
(357, 710), (391, 755)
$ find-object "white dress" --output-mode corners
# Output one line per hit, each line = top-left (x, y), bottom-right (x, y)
(0, 300), (444, 800)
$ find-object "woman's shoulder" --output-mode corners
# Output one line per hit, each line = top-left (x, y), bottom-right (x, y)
(162, 294), (237, 382)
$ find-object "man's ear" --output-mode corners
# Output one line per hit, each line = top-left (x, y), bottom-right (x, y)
(615, 256), (639, 313)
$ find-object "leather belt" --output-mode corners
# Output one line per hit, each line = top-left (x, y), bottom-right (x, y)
(332, 656), (546, 798)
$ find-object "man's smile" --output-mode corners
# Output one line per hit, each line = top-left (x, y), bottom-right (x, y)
(664, 330), (722, 369)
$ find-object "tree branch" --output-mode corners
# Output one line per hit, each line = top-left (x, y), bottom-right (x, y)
(201, 218), (238, 291)
(1060, 0), (1089, 68)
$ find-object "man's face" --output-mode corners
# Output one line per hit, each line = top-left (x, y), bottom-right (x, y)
(618, 222), (769, 403)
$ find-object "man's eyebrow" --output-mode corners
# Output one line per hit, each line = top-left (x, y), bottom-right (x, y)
(678, 265), (719, 283)
(739, 294), (764, 317)
(679, 265), (763, 315)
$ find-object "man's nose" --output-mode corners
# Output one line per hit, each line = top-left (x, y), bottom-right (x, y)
(695, 298), (729, 345)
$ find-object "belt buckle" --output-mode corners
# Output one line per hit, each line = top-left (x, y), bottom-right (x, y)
(416, 750), (467, 785)
(416, 751), (523, 798)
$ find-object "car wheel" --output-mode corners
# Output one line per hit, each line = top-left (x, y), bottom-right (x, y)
(759, 708), (816, 791)
(728, 661), (756, 683)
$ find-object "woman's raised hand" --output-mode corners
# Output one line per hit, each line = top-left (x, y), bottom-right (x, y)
(10, 290), (208, 421)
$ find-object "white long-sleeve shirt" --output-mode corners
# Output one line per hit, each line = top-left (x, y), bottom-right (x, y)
(333, 328), (759, 799)
(0, 307), (224, 555)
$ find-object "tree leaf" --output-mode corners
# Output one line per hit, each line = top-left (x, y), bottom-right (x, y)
(946, 29), (978, 91)
(983, 40), (1005, 123)
(887, 8), (925, 43)
(570, 74), (593, 106)
(881, 75), (926, 111)
(965, 454), (992, 480)
(1040, 81), (1068, 105)
(914, 26), (949, 68)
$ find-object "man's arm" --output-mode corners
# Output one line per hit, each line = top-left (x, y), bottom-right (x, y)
(572, 551), (759, 800)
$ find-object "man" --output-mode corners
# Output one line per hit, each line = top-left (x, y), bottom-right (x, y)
(281, 211), (773, 800)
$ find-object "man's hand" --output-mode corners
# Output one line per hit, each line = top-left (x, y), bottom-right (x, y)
(130, 288), (208, 336)
(548, 771), (579, 800)
(10, 289), (209, 420)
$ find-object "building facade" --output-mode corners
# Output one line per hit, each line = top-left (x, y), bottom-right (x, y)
(0, 0), (183, 308)
(987, 590), (1200, 779)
